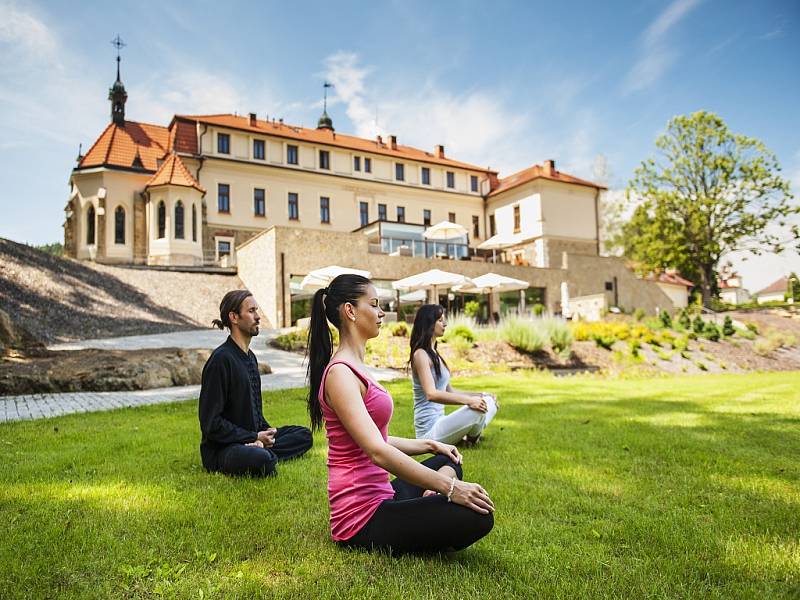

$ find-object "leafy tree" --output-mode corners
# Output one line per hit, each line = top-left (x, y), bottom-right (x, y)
(621, 111), (798, 305)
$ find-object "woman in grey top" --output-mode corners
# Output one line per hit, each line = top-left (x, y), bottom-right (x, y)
(409, 304), (498, 444)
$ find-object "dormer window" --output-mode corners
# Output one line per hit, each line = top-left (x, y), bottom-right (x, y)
(217, 133), (230, 154)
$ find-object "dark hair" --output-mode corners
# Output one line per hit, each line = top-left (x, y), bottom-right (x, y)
(306, 274), (372, 430)
(409, 304), (448, 380)
(212, 290), (254, 330)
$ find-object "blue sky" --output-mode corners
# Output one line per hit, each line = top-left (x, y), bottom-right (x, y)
(1, 0), (798, 291)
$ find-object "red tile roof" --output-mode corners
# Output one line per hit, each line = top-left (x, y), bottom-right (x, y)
(78, 121), (170, 172)
(145, 152), (204, 192)
(489, 162), (606, 196)
(645, 271), (694, 287)
(755, 276), (788, 296)
(174, 113), (495, 172)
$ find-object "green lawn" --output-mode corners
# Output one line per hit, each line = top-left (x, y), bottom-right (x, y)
(1, 372), (799, 599)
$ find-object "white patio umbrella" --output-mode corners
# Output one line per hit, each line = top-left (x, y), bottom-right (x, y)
(423, 220), (468, 240)
(399, 289), (427, 303)
(300, 265), (371, 290)
(392, 268), (473, 304)
(454, 273), (529, 321)
(477, 232), (524, 262)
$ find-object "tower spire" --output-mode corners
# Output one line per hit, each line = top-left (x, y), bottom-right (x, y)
(108, 35), (128, 126)
(317, 81), (334, 131)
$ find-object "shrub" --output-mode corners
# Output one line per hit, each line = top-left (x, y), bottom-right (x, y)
(633, 308), (646, 321)
(446, 335), (473, 359)
(532, 303), (546, 317)
(722, 315), (735, 337)
(629, 338), (642, 359)
(501, 317), (546, 353)
(443, 323), (475, 344)
(463, 301), (481, 319)
(735, 327), (756, 340)
(745, 321), (759, 334)
(703, 321), (721, 342)
(546, 319), (574, 357)
(678, 309), (692, 330)
(673, 335), (689, 351)
(388, 321), (410, 337)
(271, 328), (309, 352)
(659, 310), (673, 329)
(692, 316), (705, 334)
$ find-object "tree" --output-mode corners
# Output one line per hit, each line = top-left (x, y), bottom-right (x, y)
(621, 111), (798, 305)
(789, 272), (800, 302)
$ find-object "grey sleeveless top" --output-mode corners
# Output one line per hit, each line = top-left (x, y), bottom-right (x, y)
(412, 355), (450, 438)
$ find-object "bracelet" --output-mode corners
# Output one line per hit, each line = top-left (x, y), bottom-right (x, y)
(446, 477), (456, 502)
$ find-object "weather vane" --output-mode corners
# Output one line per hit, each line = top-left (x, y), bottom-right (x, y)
(323, 81), (334, 112)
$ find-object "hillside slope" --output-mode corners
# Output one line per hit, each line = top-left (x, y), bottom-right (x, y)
(0, 238), (242, 343)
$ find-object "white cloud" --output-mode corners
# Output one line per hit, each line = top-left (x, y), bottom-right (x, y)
(622, 0), (701, 94)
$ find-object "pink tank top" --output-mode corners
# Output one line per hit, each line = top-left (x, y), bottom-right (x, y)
(319, 360), (396, 541)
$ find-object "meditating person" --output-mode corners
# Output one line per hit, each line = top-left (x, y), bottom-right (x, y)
(409, 304), (498, 445)
(199, 290), (312, 476)
(307, 274), (494, 553)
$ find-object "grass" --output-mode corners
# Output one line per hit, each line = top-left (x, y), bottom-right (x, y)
(2, 372), (800, 598)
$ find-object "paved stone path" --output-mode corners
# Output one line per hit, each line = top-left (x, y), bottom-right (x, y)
(1, 329), (402, 423)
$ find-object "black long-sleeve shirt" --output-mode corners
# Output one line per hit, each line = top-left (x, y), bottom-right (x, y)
(198, 337), (269, 469)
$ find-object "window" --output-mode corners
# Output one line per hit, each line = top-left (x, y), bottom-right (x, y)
(218, 240), (231, 258)
(218, 184), (230, 213)
(175, 200), (185, 239)
(446, 171), (455, 188)
(192, 204), (197, 242)
(319, 150), (330, 170)
(86, 206), (96, 245)
(397, 206), (405, 223)
(605, 281), (614, 291)
(472, 215), (480, 239)
(421, 167), (430, 185)
(513, 205), (521, 233)
(359, 201), (369, 226)
(490, 214), (496, 237)
(354, 156), (361, 172)
(378, 203), (387, 221)
(364, 157), (372, 173)
(395, 163), (404, 181)
(287, 144), (298, 165)
(288, 192), (299, 220)
(114, 206), (125, 244)
(448, 212), (456, 223)
(423, 209), (431, 226)
(253, 139), (265, 160)
(157, 201), (166, 239)
(320, 196), (330, 223)
(254, 188), (265, 217)
(217, 133), (230, 154)
(471, 175), (479, 192)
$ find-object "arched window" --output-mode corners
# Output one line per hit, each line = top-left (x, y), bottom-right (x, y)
(115, 206), (125, 244)
(86, 206), (95, 245)
(157, 201), (166, 239)
(192, 204), (197, 242)
(175, 200), (185, 239)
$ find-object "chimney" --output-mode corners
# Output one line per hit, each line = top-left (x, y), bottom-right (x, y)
(376, 135), (383, 145)
(435, 144), (445, 158)
(544, 159), (556, 176)
(249, 112), (257, 126)
(389, 135), (397, 150)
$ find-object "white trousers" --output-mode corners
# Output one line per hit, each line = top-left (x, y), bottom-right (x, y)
(425, 396), (498, 445)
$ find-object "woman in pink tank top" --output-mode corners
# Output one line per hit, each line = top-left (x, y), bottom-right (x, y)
(306, 274), (494, 553)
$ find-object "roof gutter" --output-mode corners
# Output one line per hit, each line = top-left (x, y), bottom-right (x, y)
(195, 123), (208, 197)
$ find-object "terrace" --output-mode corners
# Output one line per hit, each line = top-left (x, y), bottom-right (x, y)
(358, 220), (495, 262)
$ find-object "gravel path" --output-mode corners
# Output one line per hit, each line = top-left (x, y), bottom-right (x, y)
(2, 329), (403, 422)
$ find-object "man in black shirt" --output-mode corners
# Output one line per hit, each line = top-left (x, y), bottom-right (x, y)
(199, 290), (312, 476)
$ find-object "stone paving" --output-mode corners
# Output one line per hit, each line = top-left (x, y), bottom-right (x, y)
(1, 329), (402, 423)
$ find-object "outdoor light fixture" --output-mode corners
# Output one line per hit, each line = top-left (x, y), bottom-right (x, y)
(97, 187), (107, 199)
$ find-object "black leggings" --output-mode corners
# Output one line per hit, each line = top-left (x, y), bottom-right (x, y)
(214, 425), (312, 476)
(342, 455), (494, 553)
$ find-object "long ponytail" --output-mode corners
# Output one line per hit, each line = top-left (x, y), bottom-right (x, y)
(306, 273), (371, 430)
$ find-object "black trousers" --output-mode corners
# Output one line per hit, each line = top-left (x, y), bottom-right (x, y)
(342, 455), (494, 553)
(213, 425), (312, 477)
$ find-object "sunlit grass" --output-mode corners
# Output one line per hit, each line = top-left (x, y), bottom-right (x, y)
(1, 371), (799, 598)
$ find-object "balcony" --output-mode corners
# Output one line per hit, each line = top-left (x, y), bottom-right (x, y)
(360, 220), (472, 260)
